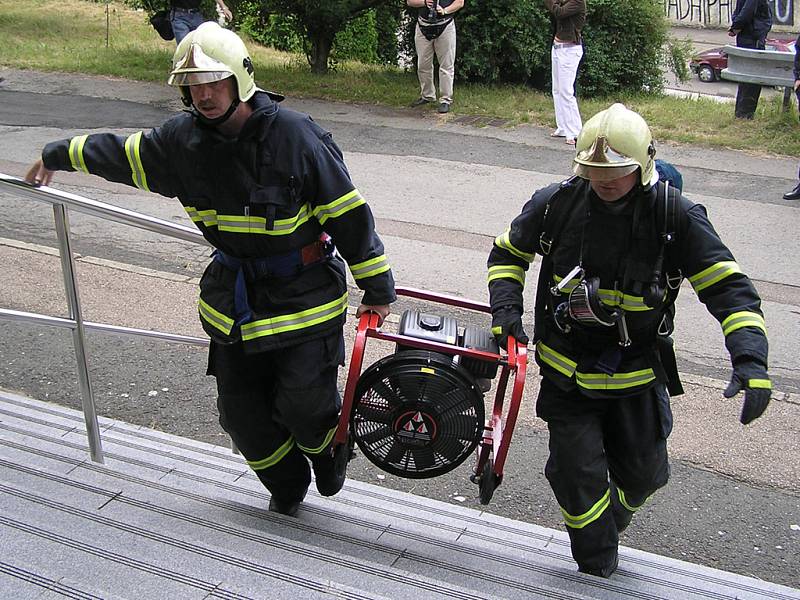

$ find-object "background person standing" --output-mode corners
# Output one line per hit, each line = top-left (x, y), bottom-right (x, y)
(544, 0), (586, 146)
(728, 0), (772, 119)
(407, 0), (464, 114)
(170, 0), (232, 43)
(783, 31), (800, 200)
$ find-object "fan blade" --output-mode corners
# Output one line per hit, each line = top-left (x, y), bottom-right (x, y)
(356, 424), (393, 446)
(409, 446), (437, 471)
(383, 439), (409, 467)
(353, 401), (393, 424)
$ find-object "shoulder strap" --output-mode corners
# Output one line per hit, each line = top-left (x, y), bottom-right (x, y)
(538, 176), (580, 256)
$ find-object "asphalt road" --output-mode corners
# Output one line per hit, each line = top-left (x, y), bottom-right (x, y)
(0, 69), (798, 589)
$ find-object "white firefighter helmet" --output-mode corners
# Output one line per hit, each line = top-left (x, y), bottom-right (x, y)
(167, 21), (256, 103)
(572, 103), (658, 187)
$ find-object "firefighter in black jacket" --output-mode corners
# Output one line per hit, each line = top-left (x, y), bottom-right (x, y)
(487, 104), (770, 577)
(25, 22), (396, 517)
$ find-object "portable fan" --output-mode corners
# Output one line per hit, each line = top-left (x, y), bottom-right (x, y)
(350, 349), (484, 478)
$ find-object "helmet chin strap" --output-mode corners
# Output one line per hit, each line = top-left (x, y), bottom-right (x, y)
(191, 97), (240, 127)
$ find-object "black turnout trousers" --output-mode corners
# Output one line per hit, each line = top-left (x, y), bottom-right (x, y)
(536, 377), (673, 572)
(208, 329), (345, 500)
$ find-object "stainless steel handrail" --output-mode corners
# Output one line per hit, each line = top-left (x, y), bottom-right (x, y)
(0, 173), (212, 462)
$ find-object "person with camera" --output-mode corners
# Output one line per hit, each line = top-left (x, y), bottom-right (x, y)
(24, 23), (395, 518)
(487, 103), (770, 577)
(407, 0), (464, 114)
(544, 0), (586, 146)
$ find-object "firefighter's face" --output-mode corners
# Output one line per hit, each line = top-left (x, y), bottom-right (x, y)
(589, 171), (639, 202)
(189, 77), (237, 119)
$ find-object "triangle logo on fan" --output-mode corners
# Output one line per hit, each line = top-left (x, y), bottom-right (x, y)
(403, 421), (415, 431)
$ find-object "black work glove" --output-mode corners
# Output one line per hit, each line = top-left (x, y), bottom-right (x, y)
(491, 306), (529, 350)
(723, 357), (771, 425)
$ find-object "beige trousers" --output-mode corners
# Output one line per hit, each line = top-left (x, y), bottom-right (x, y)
(414, 21), (456, 104)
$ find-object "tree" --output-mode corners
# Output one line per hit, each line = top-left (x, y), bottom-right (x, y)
(229, 0), (393, 73)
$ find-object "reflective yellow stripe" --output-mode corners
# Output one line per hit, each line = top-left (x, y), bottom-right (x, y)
(749, 379), (771, 389)
(494, 229), (534, 263)
(184, 206), (219, 227)
(488, 264), (525, 285)
(721, 311), (766, 336)
(562, 489), (610, 529)
(491, 325), (502, 335)
(183, 205), (313, 234)
(552, 276), (654, 312)
(247, 437), (295, 470)
(689, 261), (741, 293)
(536, 341), (577, 378)
(216, 204), (312, 235)
(198, 297), (234, 336)
(68, 135), (89, 173)
(241, 293), (348, 341)
(124, 131), (150, 192)
(617, 487), (650, 512)
(313, 189), (365, 224)
(296, 426), (336, 455)
(350, 254), (390, 280)
(575, 368), (656, 391)
(552, 273), (581, 294)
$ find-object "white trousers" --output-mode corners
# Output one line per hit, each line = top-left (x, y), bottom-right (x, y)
(414, 21), (456, 104)
(551, 44), (583, 139)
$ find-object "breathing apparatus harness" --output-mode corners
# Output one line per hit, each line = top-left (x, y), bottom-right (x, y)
(534, 178), (683, 353)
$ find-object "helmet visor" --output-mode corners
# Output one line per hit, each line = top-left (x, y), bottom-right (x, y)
(573, 134), (640, 181)
(572, 162), (639, 182)
(167, 43), (233, 87)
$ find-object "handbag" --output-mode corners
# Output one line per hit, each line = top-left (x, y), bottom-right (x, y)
(150, 9), (174, 41)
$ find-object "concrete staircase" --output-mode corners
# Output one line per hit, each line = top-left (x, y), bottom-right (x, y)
(1, 390), (798, 600)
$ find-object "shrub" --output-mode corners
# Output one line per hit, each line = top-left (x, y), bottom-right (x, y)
(401, 0), (671, 96)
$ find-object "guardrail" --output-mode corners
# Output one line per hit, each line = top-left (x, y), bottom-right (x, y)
(721, 44), (797, 110)
(0, 173), (211, 463)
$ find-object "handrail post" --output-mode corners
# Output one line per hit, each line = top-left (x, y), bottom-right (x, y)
(52, 202), (104, 463)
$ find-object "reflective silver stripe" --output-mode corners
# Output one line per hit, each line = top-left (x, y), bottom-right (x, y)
(536, 341), (577, 378)
(552, 274), (580, 294)
(313, 189), (365, 224)
(617, 487), (650, 512)
(184, 206), (218, 227)
(350, 255), (390, 280)
(296, 426), (337, 455)
(488, 264), (525, 285)
(124, 131), (150, 192)
(494, 229), (534, 263)
(68, 135), (89, 173)
(689, 261), (741, 293)
(553, 278), (653, 311)
(240, 293), (348, 341)
(562, 489), (610, 529)
(721, 311), (766, 336)
(215, 204), (311, 235)
(247, 437), (295, 470)
(576, 368), (656, 390)
(198, 297), (234, 336)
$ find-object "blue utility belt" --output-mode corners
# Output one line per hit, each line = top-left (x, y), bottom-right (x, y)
(212, 235), (335, 325)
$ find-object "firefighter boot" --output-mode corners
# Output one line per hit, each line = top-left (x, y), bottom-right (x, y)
(256, 446), (311, 517)
(578, 553), (619, 578)
(310, 440), (352, 497)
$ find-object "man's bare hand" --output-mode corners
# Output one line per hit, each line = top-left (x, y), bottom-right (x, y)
(24, 159), (54, 187)
(356, 304), (391, 326)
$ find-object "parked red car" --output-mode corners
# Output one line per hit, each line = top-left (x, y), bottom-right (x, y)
(689, 38), (796, 82)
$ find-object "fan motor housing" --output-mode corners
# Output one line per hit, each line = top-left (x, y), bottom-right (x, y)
(350, 310), (499, 479)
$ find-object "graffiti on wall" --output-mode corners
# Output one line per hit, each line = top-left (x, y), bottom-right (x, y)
(661, 0), (794, 27)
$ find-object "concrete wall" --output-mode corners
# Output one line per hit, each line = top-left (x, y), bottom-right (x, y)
(662, 0), (798, 33)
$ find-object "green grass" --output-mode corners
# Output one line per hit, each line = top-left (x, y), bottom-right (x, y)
(1, 0), (798, 156)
